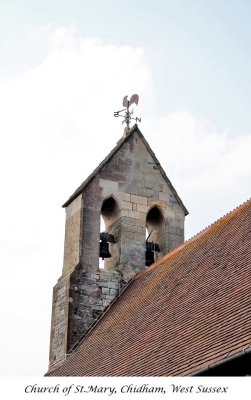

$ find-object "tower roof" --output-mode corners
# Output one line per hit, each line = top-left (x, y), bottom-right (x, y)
(62, 124), (188, 215)
(47, 198), (251, 376)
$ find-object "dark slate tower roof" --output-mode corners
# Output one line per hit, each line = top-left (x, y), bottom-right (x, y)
(62, 124), (188, 215)
(47, 198), (251, 376)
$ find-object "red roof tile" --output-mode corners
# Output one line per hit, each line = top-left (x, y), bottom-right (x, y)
(47, 198), (251, 376)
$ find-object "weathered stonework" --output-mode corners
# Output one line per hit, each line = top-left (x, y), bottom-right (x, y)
(62, 195), (82, 276)
(67, 265), (123, 351)
(48, 125), (188, 370)
(49, 278), (70, 367)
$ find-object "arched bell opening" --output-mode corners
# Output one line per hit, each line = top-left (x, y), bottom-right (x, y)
(99, 196), (120, 269)
(101, 196), (119, 230)
(145, 206), (164, 267)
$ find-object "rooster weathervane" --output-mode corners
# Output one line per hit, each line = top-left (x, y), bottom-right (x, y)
(114, 94), (141, 133)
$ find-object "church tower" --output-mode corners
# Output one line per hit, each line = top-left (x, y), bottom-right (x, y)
(48, 123), (188, 371)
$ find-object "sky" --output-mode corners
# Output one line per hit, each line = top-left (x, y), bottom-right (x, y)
(0, 0), (250, 376)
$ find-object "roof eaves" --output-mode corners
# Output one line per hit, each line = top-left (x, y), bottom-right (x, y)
(190, 347), (251, 376)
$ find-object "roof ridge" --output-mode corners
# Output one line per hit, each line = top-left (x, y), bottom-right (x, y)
(188, 196), (251, 241)
(136, 197), (251, 279)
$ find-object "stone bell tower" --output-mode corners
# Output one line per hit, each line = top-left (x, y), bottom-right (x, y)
(48, 123), (188, 371)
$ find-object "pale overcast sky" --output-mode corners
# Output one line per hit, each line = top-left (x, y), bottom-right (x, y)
(0, 1), (250, 376)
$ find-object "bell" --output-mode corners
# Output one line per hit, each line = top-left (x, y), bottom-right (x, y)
(99, 240), (111, 260)
(145, 249), (155, 266)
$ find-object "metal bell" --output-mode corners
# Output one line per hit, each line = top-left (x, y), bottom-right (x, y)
(145, 249), (155, 266)
(99, 240), (111, 260)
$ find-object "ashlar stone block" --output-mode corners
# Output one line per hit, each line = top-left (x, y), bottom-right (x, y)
(130, 194), (148, 205)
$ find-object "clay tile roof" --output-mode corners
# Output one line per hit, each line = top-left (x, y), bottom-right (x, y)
(47, 198), (251, 376)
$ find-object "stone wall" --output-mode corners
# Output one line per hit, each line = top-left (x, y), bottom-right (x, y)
(62, 195), (82, 276)
(48, 128), (186, 370)
(49, 277), (70, 367)
(67, 266), (123, 351)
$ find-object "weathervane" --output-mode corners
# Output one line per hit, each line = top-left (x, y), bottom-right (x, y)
(114, 94), (141, 133)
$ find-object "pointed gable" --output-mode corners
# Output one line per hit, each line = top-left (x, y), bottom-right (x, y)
(49, 123), (188, 369)
(62, 124), (188, 216)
